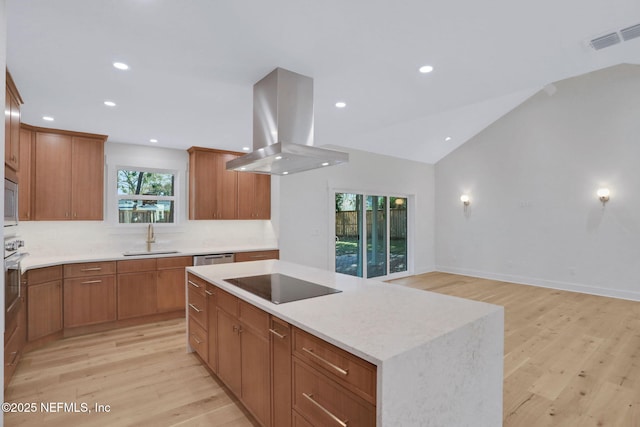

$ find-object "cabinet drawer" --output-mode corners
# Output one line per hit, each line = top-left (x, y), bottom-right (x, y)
(293, 358), (375, 427)
(117, 258), (157, 273)
(235, 250), (279, 262)
(27, 265), (63, 284)
(4, 325), (23, 389)
(157, 256), (192, 269)
(64, 261), (116, 278)
(239, 300), (269, 338)
(292, 411), (314, 427)
(293, 327), (377, 404)
(216, 287), (239, 317)
(189, 317), (208, 361)
(187, 273), (206, 297)
(188, 287), (207, 327)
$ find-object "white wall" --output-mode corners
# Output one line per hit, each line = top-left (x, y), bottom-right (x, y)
(278, 146), (435, 274)
(435, 64), (640, 301)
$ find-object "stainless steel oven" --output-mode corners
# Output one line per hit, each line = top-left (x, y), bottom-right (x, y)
(4, 238), (26, 315)
(4, 177), (19, 227)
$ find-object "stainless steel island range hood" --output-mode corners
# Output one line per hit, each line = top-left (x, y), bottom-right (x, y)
(226, 68), (349, 175)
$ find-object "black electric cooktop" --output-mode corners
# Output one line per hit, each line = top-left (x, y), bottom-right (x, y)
(225, 273), (341, 304)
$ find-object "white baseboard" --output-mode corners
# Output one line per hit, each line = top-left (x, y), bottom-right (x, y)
(435, 265), (640, 302)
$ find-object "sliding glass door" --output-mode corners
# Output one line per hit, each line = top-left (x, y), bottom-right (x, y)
(335, 192), (408, 279)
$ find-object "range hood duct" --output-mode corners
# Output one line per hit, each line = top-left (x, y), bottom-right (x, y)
(226, 68), (349, 175)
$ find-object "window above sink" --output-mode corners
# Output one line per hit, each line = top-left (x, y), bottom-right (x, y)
(117, 168), (176, 224)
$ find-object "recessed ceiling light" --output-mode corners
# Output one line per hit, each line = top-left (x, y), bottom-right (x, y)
(335, 101), (346, 108)
(149, 139), (158, 143)
(113, 62), (129, 70)
(104, 101), (116, 107)
(239, 167), (246, 171)
(419, 65), (434, 74)
(242, 146), (250, 152)
(321, 162), (329, 166)
(42, 116), (54, 121)
(445, 136), (452, 141)
(282, 171), (289, 175)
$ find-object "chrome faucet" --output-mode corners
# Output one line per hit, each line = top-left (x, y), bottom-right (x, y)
(146, 223), (155, 252)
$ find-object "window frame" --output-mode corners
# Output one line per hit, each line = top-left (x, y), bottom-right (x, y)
(115, 165), (179, 226)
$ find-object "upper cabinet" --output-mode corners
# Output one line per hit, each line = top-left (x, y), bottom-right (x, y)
(188, 147), (238, 219)
(188, 147), (270, 220)
(5, 70), (23, 172)
(22, 126), (107, 221)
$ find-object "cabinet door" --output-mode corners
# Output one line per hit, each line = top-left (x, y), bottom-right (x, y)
(71, 136), (104, 220)
(27, 280), (63, 341)
(34, 132), (72, 220)
(63, 276), (116, 327)
(117, 271), (157, 319)
(206, 285), (217, 372)
(242, 327), (271, 426)
(4, 87), (11, 167)
(5, 88), (20, 170)
(18, 127), (33, 220)
(216, 307), (242, 395)
(238, 172), (271, 219)
(189, 149), (216, 219)
(215, 152), (238, 219)
(271, 317), (292, 427)
(157, 268), (186, 312)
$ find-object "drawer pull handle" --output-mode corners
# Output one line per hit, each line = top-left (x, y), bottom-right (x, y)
(191, 335), (202, 345)
(269, 328), (286, 339)
(80, 267), (102, 272)
(8, 351), (19, 367)
(250, 254), (268, 258)
(188, 303), (202, 313)
(81, 280), (102, 285)
(205, 290), (213, 296)
(302, 392), (348, 427)
(188, 280), (200, 288)
(302, 347), (348, 376)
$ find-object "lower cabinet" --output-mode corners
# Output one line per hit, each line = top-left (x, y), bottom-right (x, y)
(117, 259), (157, 319)
(157, 256), (192, 312)
(27, 265), (63, 341)
(188, 273), (377, 427)
(63, 262), (117, 328)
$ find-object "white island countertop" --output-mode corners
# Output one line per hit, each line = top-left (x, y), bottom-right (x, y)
(187, 260), (504, 427)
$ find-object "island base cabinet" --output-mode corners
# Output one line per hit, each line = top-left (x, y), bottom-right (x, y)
(292, 358), (375, 427)
(270, 317), (292, 427)
(241, 324), (271, 426)
(216, 308), (242, 396)
(63, 276), (116, 328)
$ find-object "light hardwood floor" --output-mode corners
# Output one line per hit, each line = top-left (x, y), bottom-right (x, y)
(390, 272), (640, 427)
(5, 272), (640, 426)
(4, 318), (258, 427)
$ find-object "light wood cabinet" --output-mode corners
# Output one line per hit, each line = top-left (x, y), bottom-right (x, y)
(4, 272), (26, 390)
(117, 259), (157, 320)
(237, 171), (271, 219)
(26, 266), (63, 341)
(188, 147), (238, 219)
(5, 71), (22, 171)
(189, 275), (378, 427)
(235, 250), (279, 263)
(63, 262), (116, 328)
(188, 146), (271, 220)
(33, 128), (106, 220)
(157, 256), (192, 312)
(270, 317), (292, 427)
(18, 126), (33, 220)
(187, 273), (208, 362)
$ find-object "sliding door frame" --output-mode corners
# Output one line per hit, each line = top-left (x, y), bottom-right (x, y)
(330, 187), (414, 281)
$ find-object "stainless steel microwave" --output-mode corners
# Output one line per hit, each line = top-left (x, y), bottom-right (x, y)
(4, 178), (18, 227)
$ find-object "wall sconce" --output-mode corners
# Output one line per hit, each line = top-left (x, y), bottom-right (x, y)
(597, 188), (610, 205)
(460, 194), (470, 206)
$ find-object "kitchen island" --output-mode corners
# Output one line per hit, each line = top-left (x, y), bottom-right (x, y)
(186, 260), (503, 426)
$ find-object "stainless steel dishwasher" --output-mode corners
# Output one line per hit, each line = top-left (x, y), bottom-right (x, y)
(193, 253), (235, 266)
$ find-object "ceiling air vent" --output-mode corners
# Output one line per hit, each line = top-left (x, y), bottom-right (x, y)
(620, 23), (640, 41)
(590, 32), (621, 50)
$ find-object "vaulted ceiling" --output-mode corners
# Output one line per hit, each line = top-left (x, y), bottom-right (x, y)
(6, 0), (640, 164)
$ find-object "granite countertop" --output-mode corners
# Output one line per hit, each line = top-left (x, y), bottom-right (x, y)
(20, 244), (279, 272)
(187, 259), (503, 365)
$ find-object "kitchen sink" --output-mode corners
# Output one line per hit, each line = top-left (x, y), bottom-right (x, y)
(123, 250), (180, 257)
